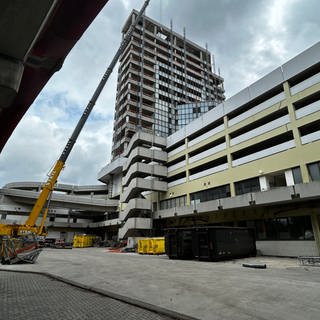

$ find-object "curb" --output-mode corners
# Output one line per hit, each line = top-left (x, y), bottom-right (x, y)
(0, 268), (199, 320)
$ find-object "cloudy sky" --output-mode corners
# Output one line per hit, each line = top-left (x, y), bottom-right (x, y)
(0, 0), (319, 187)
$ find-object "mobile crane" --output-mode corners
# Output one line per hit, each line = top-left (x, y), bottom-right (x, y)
(0, 0), (150, 264)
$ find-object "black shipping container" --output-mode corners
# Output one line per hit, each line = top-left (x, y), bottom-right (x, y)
(165, 228), (194, 259)
(165, 226), (256, 261)
(193, 227), (256, 261)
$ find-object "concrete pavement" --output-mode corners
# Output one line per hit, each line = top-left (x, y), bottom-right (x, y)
(0, 270), (181, 320)
(1, 248), (320, 320)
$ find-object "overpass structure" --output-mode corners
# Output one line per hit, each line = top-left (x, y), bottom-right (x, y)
(0, 0), (109, 152)
(1, 182), (118, 212)
(0, 181), (119, 240)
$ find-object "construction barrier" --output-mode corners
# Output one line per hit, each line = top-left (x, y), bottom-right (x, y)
(138, 237), (165, 255)
(73, 234), (96, 248)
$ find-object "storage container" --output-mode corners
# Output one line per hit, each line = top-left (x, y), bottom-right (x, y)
(165, 228), (193, 259)
(73, 234), (96, 248)
(165, 227), (256, 261)
(193, 227), (256, 261)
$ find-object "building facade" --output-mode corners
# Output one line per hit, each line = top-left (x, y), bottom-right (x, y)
(111, 10), (224, 159)
(98, 42), (320, 256)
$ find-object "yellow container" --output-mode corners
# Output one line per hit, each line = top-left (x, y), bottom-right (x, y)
(138, 237), (165, 255)
(73, 234), (96, 248)
(152, 237), (165, 255)
(138, 239), (144, 254)
(138, 239), (150, 254)
(147, 238), (154, 254)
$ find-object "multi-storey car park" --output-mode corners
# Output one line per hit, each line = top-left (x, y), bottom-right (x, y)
(111, 10), (225, 159)
(98, 41), (320, 257)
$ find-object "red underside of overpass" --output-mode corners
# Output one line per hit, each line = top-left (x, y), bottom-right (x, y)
(0, 0), (108, 153)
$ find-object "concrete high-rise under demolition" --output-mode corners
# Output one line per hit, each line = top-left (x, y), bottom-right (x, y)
(111, 10), (225, 159)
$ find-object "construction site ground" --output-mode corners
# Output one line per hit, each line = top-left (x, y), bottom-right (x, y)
(1, 248), (320, 320)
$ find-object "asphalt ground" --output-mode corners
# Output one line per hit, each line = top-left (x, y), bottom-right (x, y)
(1, 248), (320, 320)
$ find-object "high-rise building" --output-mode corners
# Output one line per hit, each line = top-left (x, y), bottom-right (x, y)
(98, 41), (320, 257)
(111, 10), (224, 159)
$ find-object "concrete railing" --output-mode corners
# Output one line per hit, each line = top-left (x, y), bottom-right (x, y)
(295, 100), (320, 119)
(230, 115), (290, 146)
(228, 92), (285, 127)
(290, 72), (320, 95)
(123, 131), (166, 158)
(118, 217), (152, 239)
(188, 143), (226, 164)
(188, 124), (225, 147)
(122, 162), (167, 187)
(123, 147), (167, 171)
(232, 140), (295, 166)
(154, 182), (320, 219)
(301, 130), (320, 144)
(120, 178), (167, 203)
(119, 198), (152, 221)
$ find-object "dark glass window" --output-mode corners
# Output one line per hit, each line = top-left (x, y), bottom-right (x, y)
(190, 184), (230, 203)
(269, 173), (286, 188)
(292, 167), (303, 184)
(235, 177), (260, 195)
(251, 216), (313, 240)
(160, 195), (186, 210)
(308, 162), (320, 181)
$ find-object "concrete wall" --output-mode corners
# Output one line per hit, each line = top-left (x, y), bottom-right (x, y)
(256, 241), (318, 257)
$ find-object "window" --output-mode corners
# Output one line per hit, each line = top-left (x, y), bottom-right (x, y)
(292, 167), (303, 184)
(190, 185), (230, 203)
(160, 195), (186, 210)
(251, 216), (314, 240)
(308, 161), (320, 181)
(269, 173), (286, 189)
(235, 177), (260, 195)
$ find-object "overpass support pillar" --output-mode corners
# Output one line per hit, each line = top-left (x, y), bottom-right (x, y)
(311, 214), (320, 256)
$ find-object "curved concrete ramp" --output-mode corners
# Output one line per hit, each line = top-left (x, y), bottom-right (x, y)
(0, 182), (118, 212)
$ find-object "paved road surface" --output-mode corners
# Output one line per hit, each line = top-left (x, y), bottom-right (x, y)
(0, 270), (190, 320)
(1, 248), (320, 320)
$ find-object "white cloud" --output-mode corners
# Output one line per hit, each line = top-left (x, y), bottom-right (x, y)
(1, 0), (319, 187)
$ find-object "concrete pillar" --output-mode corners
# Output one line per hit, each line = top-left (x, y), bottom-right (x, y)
(283, 82), (302, 147)
(259, 176), (270, 191)
(223, 115), (234, 197)
(311, 214), (320, 256)
(230, 182), (236, 197)
(185, 137), (190, 181)
(186, 193), (191, 206)
(285, 169), (295, 186)
(300, 164), (310, 183)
